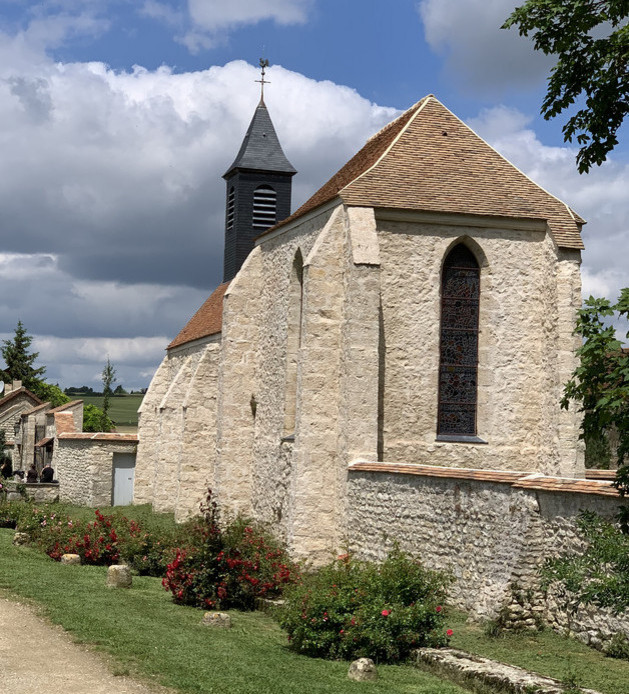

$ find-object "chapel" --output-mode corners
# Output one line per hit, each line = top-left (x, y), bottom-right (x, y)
(134, 92), (585, 563)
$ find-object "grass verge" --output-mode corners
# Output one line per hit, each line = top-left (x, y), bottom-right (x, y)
(447, 610), (629, 694)
(0, 528), (466, 694)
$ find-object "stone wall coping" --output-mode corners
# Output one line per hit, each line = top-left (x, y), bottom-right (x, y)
(585, 469), (617, 481)
(348, 460), (527, 484)
(58, 432), (138, 442)
(512, 474), (619, 497)
(348, 461), (621, 497)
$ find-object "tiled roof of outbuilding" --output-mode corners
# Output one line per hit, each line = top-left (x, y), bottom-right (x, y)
(263, 95), (584, 250)
(168, 282), (229, 350)
(0, 387), (42, 410)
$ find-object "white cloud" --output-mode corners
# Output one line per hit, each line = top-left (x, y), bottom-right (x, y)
(0, 56), (396, 387)
(187, 0), (311, 30)
(468, 106), (629, 303)
(417, 0), (552, 93)
(141, 0), (313, 52)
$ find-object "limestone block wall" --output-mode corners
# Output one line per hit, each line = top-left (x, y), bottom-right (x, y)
(54, 437), (137, 507)
(376, 215), (582, 476)
(135, 335), (221, 520)
(346, 464), (628, 639)
(218, 207), (336, 541)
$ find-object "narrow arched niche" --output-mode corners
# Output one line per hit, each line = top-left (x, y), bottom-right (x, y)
(283, 249), (304, 436)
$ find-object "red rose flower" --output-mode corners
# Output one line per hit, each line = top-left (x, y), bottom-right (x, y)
(436, 605), (442, 613)
(446, 629), (453, 637)
(381, 609), (391, 617)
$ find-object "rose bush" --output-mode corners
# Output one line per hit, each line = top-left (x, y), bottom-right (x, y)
(278, 548), (452, 663)
(162, 489), (298, 610)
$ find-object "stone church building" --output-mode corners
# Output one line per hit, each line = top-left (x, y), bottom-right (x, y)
(135, 93), (590, 573)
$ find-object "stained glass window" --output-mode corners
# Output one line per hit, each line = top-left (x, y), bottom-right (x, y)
(438, 244), (480, 436)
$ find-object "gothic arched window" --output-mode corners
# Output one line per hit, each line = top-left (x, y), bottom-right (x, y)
(252, 184), (277, 231)
(437, 243), (480, 436)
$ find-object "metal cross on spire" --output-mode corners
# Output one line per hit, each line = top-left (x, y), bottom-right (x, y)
(256, 58), (270, 102)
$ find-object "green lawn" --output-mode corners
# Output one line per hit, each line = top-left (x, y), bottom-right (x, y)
(2, 513), (629, 694)
(0, 527), (465, 694)
(447, 610), (629, 694)
(78, 394), (143, 427)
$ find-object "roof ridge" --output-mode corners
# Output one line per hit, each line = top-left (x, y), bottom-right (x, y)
(343, 96), (432, 195)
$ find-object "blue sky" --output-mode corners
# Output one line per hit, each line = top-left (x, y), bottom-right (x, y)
(0, 0), (626, 391)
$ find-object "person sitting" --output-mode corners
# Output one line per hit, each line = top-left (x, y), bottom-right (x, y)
(26, 464), (38, 483)
(40, 464), (54, 483)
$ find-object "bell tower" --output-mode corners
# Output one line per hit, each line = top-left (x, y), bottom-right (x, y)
(222, 59), (296, 282)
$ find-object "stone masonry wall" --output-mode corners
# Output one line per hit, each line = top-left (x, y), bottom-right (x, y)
(135, 336), (220, 519)
(346, 466), (629, 647)
(377, 218), (583, 476)
(54, 438), (137, 507)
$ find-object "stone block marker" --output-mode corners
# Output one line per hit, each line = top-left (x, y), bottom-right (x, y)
(61, 554), (81, 565)
(106, 564), (132, 588)
(202, 612), (231, 628)
(12, 532), (30, 546)
(348, 658), (378, 682)
(416, 648), (602, 694)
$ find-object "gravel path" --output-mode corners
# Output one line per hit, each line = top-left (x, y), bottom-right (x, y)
(0, 595), (173, 694)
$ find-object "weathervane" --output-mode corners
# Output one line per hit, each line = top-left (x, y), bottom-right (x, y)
(256, 58), (270, 101)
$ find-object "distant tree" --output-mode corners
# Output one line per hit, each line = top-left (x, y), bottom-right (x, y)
(113, 384), (128, 395)
(101, 358), (117, 421)
(503, 1), (629, 172)
(82, 404), (113, 433)
(561, 288), (629, 527)
(0, 321), (46, 391)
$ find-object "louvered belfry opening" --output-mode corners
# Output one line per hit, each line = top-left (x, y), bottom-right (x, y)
(252, 185), (277, 231)
(437, 243), (480, 436)
(226, 187), (235, 230)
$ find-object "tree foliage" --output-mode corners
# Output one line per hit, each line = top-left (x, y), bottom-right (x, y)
(101, 357), (117, 419)
(503, 1), (629, 173)
(82, 404), (114, 433)
(562, 288), (629, 526)
(0, 321), (46, 391)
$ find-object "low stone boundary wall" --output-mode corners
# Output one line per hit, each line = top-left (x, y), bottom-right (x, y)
(346, 461), (629, 647)
(3, 482), (59, 503)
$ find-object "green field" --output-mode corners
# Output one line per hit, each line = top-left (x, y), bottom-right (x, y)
(77, 394), (144, 427)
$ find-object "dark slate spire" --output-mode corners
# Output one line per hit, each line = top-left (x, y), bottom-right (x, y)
(222, 96), (296, 282)
(223, 100), (296, 178)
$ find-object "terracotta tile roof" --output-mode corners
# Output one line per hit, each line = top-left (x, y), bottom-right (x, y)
(35, 437), (54, 447)
(348, 462), (622, 498)
(21, 402), (50, 417)
(48, 400), (82, 414)
(58, 432), (138, 442)
(263, 95), (584, 250)
(168, 282), (229, 350)
(0, 387), (42, 410)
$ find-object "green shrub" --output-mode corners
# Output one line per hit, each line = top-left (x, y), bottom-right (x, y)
(277, 549), (452, 663)
(540, 511), (629, 613)
(162, 489), (298, 610)
(605, 632), (629, 660)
